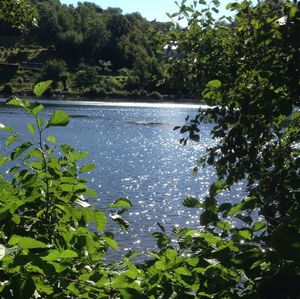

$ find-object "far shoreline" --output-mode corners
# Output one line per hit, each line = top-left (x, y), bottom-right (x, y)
(0, 91), (204, 105)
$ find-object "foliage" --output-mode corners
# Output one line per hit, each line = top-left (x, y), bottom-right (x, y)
(0, 0), (174, 97)
(40, 59), (68, 89)
(171, 0), (300, 298)
(1, 0), (300, 298)
(73, 63), (123, 94)
(0, 0), (35, 33)
(0, 82), (136, 298)
(24, 0), (165, 90)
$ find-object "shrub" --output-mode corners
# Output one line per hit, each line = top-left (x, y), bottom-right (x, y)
(87, 85), (106, 97)
(40, 59), (68, 88)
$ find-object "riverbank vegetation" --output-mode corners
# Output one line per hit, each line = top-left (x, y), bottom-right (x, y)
(0, 0), (180, 99)
(0, 0), (299, 298)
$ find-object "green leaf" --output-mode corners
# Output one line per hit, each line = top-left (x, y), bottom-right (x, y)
(175, 266), (192, 276)
(12, 214), (20, 224)
(227, 203), (243, 216)
(209, 180), (227, 196)
(83, 206), (93, 221)
(37, 117), (43, 128)
(186, 257), (199, 267)
(69, 151), (89, 161)
(42, 249), (78, 261)
(67, 283), (80, 295)
(47, 135), (56, 143)
(207, 80), (221, 88)
(0, 124), (13, 132)
(227, 197), (256, 216)
(8, 165), (20, 174)
(252, 221), (267, 232)
(103, 236), (118, 250)
(7, 97), (30, 108)
(46, 110), (69, 128)
(31, 104), (44, 116)
(33, 80), (52, 97)
(0, 156), (10, 166)
(11, 142), (32, 160)
(110, 198), (132, 208)
(8, 235), (48, 249)
(94, 210), (107, 231)
(238, 229), (252, 240)
(79, 164), (96, 173)
(28, 148), (43, 159)
(27, 123), (35, 136)
(26, 264), (45, 275)
(289, 6), (297, 18)
(216, 220), (232, 231)
(183, 197), (201, 208)
(166, 248), (178, 261)
(5, 135), (20, 146)
(212, 0), (220, 7)
(36, 284), (53, 295)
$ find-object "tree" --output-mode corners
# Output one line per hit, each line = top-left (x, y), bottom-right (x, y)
(82, 18), (110, 64)
(40, 59), (68, 89)
(56, 30), (83, 64)
(170, 0), (300, 297)
(0, 0), (35, 35)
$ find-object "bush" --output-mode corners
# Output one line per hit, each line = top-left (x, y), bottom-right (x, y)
(40, 59), (68, 88)
(100, 76), (123, 92)
(86, 85), (106, 97)
(73, 64), (99, 90)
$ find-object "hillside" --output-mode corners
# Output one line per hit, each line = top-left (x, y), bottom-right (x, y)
(0, 0), (182, 100)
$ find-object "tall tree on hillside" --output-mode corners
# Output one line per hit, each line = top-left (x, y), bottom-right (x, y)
(0, 0), (35, 35)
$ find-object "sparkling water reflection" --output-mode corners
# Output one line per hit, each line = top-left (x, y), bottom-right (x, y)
(0, 100), (244, 257)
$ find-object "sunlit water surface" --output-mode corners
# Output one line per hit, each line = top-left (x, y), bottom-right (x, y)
(0, 100), (244, 258)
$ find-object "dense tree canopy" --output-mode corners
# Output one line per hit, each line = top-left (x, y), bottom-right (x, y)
(0, 0), (35, 35)
(25, 1), (164, 74)
(172, 0), (300, 297)
(1, 0), (173, 97)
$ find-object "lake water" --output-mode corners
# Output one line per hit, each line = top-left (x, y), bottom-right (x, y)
(0, 99), (241, 257)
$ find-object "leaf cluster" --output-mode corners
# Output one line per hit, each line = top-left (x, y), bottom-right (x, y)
(0, 82), (136, 298)
(171, 0), (300, 297)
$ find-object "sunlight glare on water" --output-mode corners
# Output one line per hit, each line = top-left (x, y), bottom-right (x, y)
(0, 99), (244, 257)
